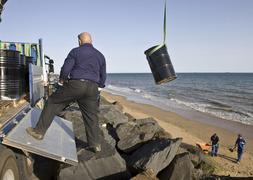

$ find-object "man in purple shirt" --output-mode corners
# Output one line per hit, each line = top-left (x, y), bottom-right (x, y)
(26, 32), (106, 153)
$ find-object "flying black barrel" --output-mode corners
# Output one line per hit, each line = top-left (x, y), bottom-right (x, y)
(144, 0), (176, 85)
(145, 44), (176, 84)
(0, 49), (25, 100)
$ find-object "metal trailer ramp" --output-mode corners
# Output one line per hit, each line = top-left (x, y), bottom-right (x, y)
(2, 108), (78, 166)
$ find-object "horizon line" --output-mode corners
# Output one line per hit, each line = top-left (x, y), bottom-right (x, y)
(54, 72), (253, 75)
(106, 72), (253, 74)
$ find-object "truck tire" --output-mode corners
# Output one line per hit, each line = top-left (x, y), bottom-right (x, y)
(0, 148), (19, 180)
(16, 153), (35, 180)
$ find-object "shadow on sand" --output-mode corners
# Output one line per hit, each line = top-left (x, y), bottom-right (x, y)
(217, 154), (237, 163)
(208, 151), (237, 163)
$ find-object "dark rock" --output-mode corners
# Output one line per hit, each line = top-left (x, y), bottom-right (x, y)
(124, 112), (136, 121)
(82, 152), (130, 180)
(154, 129), (172, 139)
(116, 121), (136, 139)
(58, 164), (91, 180)
(98, 105), (129, 127)
(158, 152), (194, 180)
(111, 101), (124, 111)
(128, 138), (182, 175)
(60, 110), (86, 142)
(116, 122), (142, 152)
(180, 143), (205, 168)
(59, 103), (131, 180)
(179, 143), (215, 177)
(135, 118), (163, 136)
(100, 96), (113, 106)
(99, 96), (126, 112)
(135, 117), (158, 125)
(101, 124), (117, 147)
(192, 168), (203, 180)
(59, 153), (130, 180)
(131, 169), (158, 180)
(59, 139), (130, 180)
(116, 118), (163, 153)
(58, 100), (214, 180)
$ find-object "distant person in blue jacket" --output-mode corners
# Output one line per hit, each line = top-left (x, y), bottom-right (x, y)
(234, 134), (246, 163)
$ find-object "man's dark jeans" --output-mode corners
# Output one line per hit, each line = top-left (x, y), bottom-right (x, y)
(34, 79), (100, 147)
(237, 149), (243, 162)
(211, 144), (219, 156)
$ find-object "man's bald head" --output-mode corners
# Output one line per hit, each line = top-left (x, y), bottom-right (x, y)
(78, 32), (92, 45)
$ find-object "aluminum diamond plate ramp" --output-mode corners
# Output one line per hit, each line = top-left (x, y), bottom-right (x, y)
(2, 108), (78, 166)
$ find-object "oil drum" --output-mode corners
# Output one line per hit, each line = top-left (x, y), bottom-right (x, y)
(20, 54), (27, 95)
(20, 54), (26, 65)
(0, 49), (24, 100)
(144, 44), (176, 84)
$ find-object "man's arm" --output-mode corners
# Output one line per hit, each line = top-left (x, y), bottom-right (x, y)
(99, 55), (106, 88)
(59, 49), (76, 81)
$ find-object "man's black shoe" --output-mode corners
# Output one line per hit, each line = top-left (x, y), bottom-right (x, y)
(26, 127), (44, 140)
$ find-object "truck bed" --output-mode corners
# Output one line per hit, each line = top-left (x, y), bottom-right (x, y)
(0, 99), (29, 129)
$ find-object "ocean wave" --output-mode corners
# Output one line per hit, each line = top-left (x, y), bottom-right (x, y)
(226, 94), (253, 100)
(129, 87), (142, 93)
(171, 98), (253, 125)
(205, 99), (232, 108)
(143, 93), (152, 99)
(106, 84), (133, 93)
(106, 84), (151, 100)
(207, 107), (251, 118)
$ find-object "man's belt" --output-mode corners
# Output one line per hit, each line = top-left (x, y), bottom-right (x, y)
(79, 79), (89, 82)
(70, 79), (93, 83)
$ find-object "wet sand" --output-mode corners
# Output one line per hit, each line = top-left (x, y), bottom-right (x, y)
(101, 91), (253, 176)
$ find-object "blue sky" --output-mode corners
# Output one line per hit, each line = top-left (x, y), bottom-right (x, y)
(0, 0), (252, 73)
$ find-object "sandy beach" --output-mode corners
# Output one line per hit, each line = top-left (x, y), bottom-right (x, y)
(101, 91), (253, 177)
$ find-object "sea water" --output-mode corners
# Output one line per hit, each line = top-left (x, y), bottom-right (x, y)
(105, 73), (253, 125)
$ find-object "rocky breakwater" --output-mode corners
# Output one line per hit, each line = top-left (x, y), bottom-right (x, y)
(58, 96), (215, 180)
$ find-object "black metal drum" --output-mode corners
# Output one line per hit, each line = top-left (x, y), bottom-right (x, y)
(20, 54), (27, 95)
(145, 44), (176, 84)
(20, 54), (26, 65)
(0, 49), (24, 100)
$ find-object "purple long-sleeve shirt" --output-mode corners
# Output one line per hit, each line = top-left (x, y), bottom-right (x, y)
(59, 43), (106, 88)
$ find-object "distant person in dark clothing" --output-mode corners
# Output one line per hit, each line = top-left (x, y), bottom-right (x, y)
(210, 133), (219, 156)
(234, 134), (246, 163)
(26, 32), (106, 153)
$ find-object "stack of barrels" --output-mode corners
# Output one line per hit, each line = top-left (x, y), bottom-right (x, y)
(0, 49), (33, 100)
